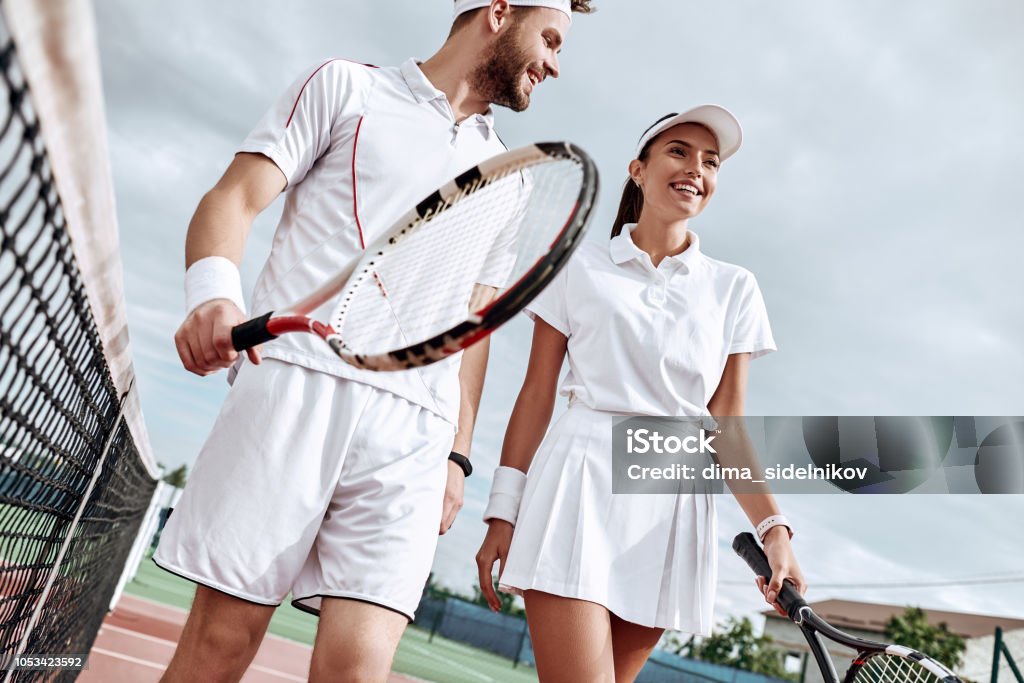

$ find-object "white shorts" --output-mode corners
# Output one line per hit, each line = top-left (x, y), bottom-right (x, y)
(498, 402), (718, 633)
(154, 359), (454, 620)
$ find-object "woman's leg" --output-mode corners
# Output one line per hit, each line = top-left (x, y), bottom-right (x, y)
(609, 612), (664, 682)
(524, 590), (616, 682)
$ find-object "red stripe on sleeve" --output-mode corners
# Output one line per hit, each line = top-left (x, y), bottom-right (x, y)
(284, 59), (379, 128)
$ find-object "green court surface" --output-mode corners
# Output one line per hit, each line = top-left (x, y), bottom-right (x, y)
(126, 558), (538, 683)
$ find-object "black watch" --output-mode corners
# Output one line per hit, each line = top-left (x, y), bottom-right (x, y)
(448, 451), (472, 477)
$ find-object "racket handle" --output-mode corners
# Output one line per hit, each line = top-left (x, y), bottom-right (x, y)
(231, 312), (277, 351)
(732, 532), (807, 620)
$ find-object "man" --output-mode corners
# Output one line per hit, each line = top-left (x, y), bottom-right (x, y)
(156, 1), (594, 681)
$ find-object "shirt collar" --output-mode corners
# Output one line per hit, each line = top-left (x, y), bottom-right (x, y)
(609, 223), (705, 271)
(399, 58), (496, 134)
(400, 58), (445, 103)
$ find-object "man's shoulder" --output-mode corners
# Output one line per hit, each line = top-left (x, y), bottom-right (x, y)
(304, 57), (385, 82)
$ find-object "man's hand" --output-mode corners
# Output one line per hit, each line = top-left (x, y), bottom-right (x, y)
(174, 299), (260, 376)
(439, 460), (465, 534)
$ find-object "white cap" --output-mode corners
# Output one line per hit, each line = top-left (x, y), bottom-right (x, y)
(453, 0), (573, 22)
(634, 105), (743, 161)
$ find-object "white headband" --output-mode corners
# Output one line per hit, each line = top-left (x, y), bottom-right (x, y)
(453, 0), (573, 22)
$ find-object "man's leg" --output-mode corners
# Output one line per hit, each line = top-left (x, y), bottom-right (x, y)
(291, 388), (454, 679)
(156, 360), (359, 679)
(308, 598), (408, 683)
(160, 586), (275, 683)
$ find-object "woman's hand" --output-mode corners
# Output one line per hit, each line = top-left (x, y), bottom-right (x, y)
(475, 520), (515, 612)
(755, 526), (807, 617)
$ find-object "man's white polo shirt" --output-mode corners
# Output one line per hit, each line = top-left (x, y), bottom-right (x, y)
(525, 224), (777, 416)
(237, 58), (509, 424)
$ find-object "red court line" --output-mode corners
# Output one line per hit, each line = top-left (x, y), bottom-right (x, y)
(81, 594), (424, 682)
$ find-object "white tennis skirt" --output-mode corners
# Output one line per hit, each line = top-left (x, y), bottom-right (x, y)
(499, 402), (717, 633)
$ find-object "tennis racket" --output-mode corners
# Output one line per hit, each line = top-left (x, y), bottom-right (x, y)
(230, 142), (597, 371)
(732, 533), (963, 683)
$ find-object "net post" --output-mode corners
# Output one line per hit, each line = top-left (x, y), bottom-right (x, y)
(513, 617), (529, 668)
(994, 627), (1004, 683)
(998, 627), (1024, 683)
(428, 596), (446, 643)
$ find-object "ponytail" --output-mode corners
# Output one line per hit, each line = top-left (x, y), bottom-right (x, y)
(610, 178), (644, 238)
(610, 139), (655, 238)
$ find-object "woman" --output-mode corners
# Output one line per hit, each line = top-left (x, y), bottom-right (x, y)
(475, 106), (807, 682)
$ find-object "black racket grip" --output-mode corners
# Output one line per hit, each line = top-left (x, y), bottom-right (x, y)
(732, 532), (807, 620)
(231, 312), (276, 351)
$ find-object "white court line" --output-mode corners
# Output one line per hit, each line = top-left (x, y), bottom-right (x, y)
(100, 624), (175, 647)
(121, 594), (191, 615)
(116, 595), (311, 647)
(405, 642), (494, 683)
(247, 665), (307, 682)
(89, 648), (164, 671)
(95, 626), (306, 681)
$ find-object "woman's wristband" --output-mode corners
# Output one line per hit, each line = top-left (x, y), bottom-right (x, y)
(483, 466), (527, 525)
(185, 256), (246, 316)
(756, 515), (794, 542)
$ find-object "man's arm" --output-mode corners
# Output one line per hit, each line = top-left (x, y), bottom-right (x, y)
(174, 153), (286, 376)
(439, 284), (498, 534)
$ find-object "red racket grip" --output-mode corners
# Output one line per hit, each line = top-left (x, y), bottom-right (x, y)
(732, 532), (807, 620)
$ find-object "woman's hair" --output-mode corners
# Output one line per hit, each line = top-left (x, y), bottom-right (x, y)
(610, 138), (654, 238)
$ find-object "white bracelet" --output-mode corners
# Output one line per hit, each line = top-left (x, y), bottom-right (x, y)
(185, 256), (246, 316)
(756, 515), (794, 542)
(483, 466), (527, 525)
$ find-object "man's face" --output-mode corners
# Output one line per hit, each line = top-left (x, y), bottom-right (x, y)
(471, 8), (569, 112)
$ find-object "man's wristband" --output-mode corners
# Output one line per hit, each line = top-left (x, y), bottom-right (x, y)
(448, 451), (472, 477)
(185, 256), (246, 316)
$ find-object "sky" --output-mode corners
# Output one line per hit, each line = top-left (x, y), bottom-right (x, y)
(91, 0), (1023, 630)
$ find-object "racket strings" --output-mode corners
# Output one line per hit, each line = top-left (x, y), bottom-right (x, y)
(334, 156), (584, 356)
(852, 654), (946, 683)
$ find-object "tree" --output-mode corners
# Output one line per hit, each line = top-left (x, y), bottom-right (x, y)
(162, 464), (188, 488)
(687, 616), (796, 680)
(884, 607), (966, 669)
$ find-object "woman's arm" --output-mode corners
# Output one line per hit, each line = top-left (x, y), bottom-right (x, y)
(476, 318), (567, 610)
(498, 319), (568, 471)
(709, 353), (807, 614)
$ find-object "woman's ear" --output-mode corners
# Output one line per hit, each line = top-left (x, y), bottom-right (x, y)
(628, 158), (644, 188)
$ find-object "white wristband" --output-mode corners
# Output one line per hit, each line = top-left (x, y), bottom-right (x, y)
(185, 256), (246, 316)
(483, 466), (527, 525)
(756, 515), (794, 542)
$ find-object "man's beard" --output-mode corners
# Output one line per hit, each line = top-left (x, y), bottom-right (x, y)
(471, 24), (535, 112)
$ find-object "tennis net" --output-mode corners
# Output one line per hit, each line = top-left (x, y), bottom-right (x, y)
(0, 1), (159, 678)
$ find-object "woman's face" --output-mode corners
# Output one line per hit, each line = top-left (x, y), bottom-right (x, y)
(631, 122), (721, 222)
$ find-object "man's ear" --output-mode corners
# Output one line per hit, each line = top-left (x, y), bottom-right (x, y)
(487, 0), (512, 33)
